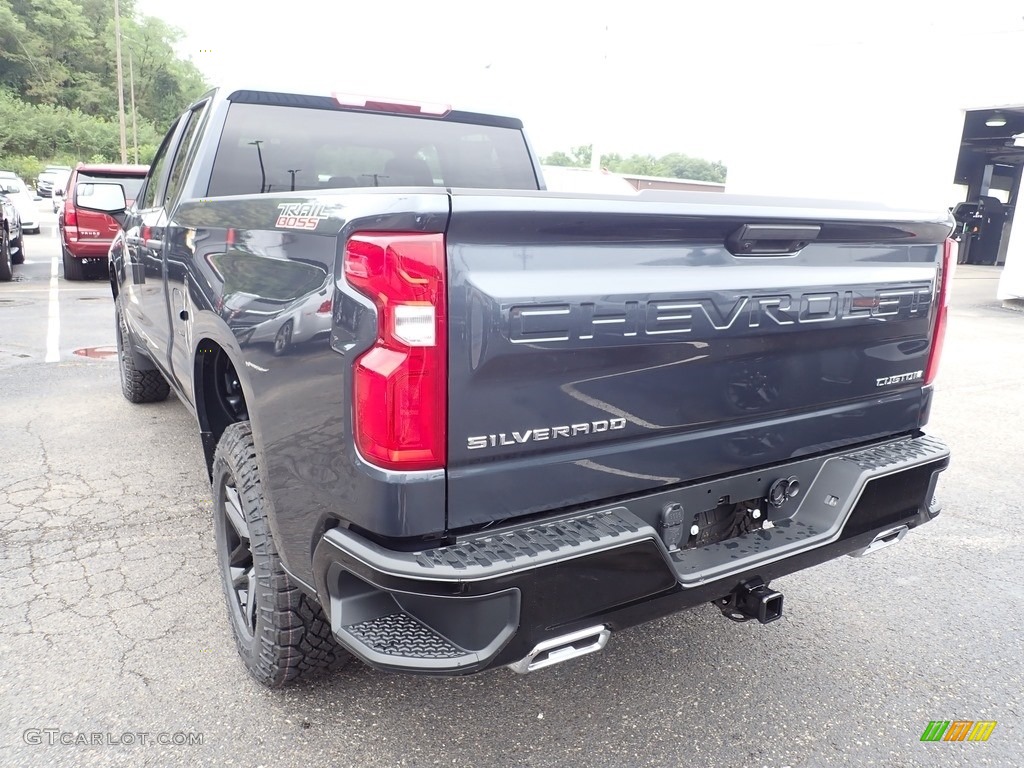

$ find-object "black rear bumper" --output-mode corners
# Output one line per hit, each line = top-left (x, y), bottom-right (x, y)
(311, 434), (949, 675)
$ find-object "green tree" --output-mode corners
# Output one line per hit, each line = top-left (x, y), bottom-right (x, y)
(0, 0), (205, 166)
(653, 152), (727, 183)
(609, 154), (660, 176)
(543, 150), (576, 167)
(543, 144), (727, 183)
(0, 89), (162, 164)
(121, 14), (207, 127)
(541, 145), (594, 168)
(570, 144), (592, 167)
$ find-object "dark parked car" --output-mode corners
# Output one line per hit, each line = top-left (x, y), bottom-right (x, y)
(36, 165), (72, 198)
(80, 86), (954, 688)
(0, 189), (25, 281)
(59, 163), (148, 280)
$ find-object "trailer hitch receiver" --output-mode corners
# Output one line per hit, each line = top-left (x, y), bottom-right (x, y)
(715, 577), (784, 624)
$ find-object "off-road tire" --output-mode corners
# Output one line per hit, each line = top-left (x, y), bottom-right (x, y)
(115, 300), (170, 403)
(212, 422), (348, 687)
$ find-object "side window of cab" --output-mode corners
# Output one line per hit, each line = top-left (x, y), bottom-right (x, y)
(164, 102), (209, 210)
(137, 118), (181, 212)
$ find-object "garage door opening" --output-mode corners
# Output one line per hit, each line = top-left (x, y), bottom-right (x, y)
(952, 106), (1024, 266)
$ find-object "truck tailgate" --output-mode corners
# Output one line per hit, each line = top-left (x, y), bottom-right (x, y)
(444, 191), (953, 531)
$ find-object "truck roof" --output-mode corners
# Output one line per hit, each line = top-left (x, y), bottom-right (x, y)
(196, 85), (525, 130)
(75, 163), (150, 175)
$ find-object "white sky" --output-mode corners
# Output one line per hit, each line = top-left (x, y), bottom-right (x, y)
(139, 0), (1024, 205)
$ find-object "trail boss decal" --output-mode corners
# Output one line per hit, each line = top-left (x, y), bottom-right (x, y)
(275, 203), (328, 231)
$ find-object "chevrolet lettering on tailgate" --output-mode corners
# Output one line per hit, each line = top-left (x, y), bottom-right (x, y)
(508, 284), (934, 344)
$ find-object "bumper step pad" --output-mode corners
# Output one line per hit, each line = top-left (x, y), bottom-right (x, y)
(315, 508), (655, 673)
(344, 613), (466, 660)
(321, 568), (522, 673)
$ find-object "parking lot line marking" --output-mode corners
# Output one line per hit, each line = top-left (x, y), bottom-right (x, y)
(45, 256), (60, 362)
(6, 287), (101, 294)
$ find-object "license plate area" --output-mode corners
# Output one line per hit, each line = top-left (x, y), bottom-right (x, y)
(652, 459), (824, 554)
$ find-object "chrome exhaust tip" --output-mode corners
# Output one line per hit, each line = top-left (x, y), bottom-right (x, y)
(849, 525), (909, 558)
(507, 625), (610, 674)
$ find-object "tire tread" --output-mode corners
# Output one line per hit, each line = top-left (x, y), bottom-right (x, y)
(214, 422), (347, 687)
(62, 248), (85, 280)
(117, 302), (170, 403)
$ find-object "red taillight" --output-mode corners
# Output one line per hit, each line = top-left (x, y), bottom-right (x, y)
(62, 201), (79, 241)
(344, 232), (446, 470)
(316, 299), (332, 315)
(332, 92), (452, 117)
(924, 238), (954, 386)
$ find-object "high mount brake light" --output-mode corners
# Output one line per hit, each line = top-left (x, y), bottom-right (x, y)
(924, 238), (954, 386)
(332, 92), (452, 117)
(344, 232), (447, 471)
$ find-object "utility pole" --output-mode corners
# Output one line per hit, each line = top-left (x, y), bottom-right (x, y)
(590, 23), (608, 173)
(129, 53), (139, 163)
(113, 0), (128, 163)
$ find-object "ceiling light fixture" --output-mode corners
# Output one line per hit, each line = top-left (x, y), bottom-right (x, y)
(986, 112), (1008, 127)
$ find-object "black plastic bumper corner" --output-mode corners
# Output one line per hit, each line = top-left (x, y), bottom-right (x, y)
(312, 434), (949, 675)
(312, 508), (675, 674)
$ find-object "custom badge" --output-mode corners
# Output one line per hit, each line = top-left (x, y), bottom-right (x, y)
(275, 202), (328, 231)
(876, 370), (924, 387)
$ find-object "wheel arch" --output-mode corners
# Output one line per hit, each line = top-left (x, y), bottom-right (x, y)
(107, 232), (128, 300)
(193, 333), (255, 479)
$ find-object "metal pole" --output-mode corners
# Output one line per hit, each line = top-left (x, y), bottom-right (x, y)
(113, 0), (128, 163)
(590, 24), (608, 173)
(129, 53), (139, 164)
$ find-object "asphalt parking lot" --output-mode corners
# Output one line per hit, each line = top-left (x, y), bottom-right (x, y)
(2, 203), (1022, 767)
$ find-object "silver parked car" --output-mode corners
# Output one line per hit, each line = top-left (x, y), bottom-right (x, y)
(0, 173), (41, 234)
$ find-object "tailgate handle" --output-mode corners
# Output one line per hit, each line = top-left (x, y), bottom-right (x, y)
(727, 223), (820, 257)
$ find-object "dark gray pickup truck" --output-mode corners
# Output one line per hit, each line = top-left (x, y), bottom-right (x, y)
(82, 86), (953, 687)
